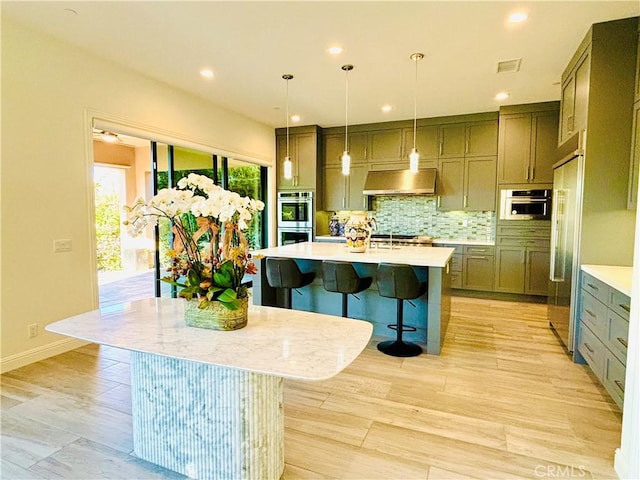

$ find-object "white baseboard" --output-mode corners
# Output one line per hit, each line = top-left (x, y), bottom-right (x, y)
(1, 338), (89, 374)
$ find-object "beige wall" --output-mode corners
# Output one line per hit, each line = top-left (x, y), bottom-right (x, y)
(0, 19), (275, 372)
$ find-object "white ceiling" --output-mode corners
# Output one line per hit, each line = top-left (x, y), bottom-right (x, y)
(4, 1), (639, 129)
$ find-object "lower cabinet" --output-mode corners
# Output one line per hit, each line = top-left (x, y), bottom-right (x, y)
(439, 244), (494, 291)
(494, 224), (550, 296)
(462, 245), (494, 291)
(577, 271), (629, 409)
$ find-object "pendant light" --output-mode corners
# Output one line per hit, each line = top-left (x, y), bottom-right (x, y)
(409, 53), (424, 174)
(341, 64), (353, 176)
(282, 74), (294, 180)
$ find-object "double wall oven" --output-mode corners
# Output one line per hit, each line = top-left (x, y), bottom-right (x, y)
(277, 191), (314, 245)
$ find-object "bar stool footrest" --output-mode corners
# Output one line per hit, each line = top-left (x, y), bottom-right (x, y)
(377, 340), (422, 357)
(386, 324), (417, 333)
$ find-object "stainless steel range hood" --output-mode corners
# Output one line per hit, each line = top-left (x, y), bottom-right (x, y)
(363, 168), (437, 195)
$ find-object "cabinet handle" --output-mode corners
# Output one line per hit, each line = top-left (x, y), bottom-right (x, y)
(525, 165), (529, 181)
(465, 138), (469, 154)
(342, 197), (346, 209)
(468, 256), (487, 260)
(614, 380), (625, 393)
(439, 140), (443, 156)
(437, 196), (441, 208)
(463, 195), (468, 208)
(617, 337), (628, 349)
(619, 304), (631, 313)
(531, 166), (535, 181)
(587, 283), (599, 292)
(585, 309), (596, 318)
(364, 147), (367, 160)
(584, 342), (595, 354)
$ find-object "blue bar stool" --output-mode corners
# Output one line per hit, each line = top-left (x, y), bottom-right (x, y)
(376, 263), (426, 357)
(265, 258), (315, 309)
(322, 261), (372, 317)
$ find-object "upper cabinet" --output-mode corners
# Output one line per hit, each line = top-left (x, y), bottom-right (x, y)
(628, 25), (640, 209)
(438, 156), (496, 211)
(560, 51), (590, 145)
(497, 102), (560, 186)
(439, 120), (498, 158)
(402, 125), (439, 161)
(324, 132), (368, 165)
(275, 125), (322, 191)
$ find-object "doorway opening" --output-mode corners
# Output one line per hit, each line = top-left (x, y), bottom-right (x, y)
(92, 131), (268, 308)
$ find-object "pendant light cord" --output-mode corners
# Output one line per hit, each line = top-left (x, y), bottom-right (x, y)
(413, 56), (418, 151)
(344, 69), (349, 152)
(286, 77), (290, 158)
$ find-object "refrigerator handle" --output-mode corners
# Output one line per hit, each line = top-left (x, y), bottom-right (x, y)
(549, 187), (563, 282)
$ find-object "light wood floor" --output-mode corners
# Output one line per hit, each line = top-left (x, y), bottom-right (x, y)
(1, 296), (622, 480)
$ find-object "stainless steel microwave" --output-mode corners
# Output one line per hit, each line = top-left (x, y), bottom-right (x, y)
(499, 189), (551, 220)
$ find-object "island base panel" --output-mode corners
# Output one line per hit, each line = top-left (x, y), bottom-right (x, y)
(131, 352), (284, 480)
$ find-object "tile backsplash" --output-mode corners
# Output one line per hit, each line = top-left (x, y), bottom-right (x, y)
(330, 195), (495, 241)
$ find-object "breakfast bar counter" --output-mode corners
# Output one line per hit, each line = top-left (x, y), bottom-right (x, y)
(46, 298), (373, 480)
(252, 242), (455, 355)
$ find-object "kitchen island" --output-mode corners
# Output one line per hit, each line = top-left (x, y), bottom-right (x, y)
(46, 298), (373, 480)
(252, 242), (455, 355)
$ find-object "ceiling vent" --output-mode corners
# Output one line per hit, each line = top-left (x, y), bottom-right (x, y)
(497, 58), (522, 74)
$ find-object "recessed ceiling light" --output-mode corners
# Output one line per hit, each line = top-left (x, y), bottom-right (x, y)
(508, 12), (528, 23)
(381, 105), (392, 113)
(291, 114), (301, 123)
(495, 92), (510, 101)
(200, 69), (214, 79)
(328, 46), (343, 55)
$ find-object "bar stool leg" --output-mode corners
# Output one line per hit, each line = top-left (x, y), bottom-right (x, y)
(284, 288), (292, 309)
(377, 298), (422, 357)
(342, 293), (348, 318)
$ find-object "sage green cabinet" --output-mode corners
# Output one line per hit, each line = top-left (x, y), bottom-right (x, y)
(324, 132), (368, 166)
(494, 230), (550, 295)
(438, 120), (498, 158)
(276, 127), (321, 190)
(498, 106), (559, 185)
(627, 101), (640, 209)
(462, 245), (495, 291)
(560, 50), (590, 145)
(368, 129), (403, 162)
(323, 164), (368, 211)
(402, 125), (439, 160)
(439, 157), (496, 211)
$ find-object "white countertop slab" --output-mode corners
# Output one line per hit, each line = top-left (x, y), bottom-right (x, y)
(46, 298), (373, 381)
(254, 242), (455, 268)
(581, 265), (633, 297)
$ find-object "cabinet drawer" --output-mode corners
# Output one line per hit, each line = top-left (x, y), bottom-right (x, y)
(580, 290), (608, 338)
(603, 352), (625, 408)
(496, 237), (549, 248)
(463, 245), (495, 255)
(450, 253), (463, 272)
(496, 225), (551, 238)
(607, 310), (629, 362)
(577, 322), (606, 380)
(609, 289), (631, 321)
(582, 272), (609, 305)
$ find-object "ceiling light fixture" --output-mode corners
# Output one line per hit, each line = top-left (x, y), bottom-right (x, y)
(291, 114), (301, 123)
(495, 92), (510, 101)
(341, 64), (353, 176)
(282, 74), (294, 181)
(508, 12), (528, 23)
(200, 69), (214, 78)
(328, 46), (343, 55)
(381, 105), (392, 113)
(101, 131), (118, 143)
(409, 53), (424, 174)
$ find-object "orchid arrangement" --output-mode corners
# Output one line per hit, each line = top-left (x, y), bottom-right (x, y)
(124, 173), (265, 310)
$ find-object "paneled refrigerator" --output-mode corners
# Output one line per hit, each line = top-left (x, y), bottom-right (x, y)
(548, 133), (584, 352)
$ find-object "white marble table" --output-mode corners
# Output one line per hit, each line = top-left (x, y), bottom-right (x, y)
(46, 297), (373, 480)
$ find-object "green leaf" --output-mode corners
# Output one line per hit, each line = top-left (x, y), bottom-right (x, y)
(206, 285), (223, 301)
(160, 277), (187, 288)
(187, 268), (200, 287)
(217, 288), (237, 304)
(213, 271), (232, 288)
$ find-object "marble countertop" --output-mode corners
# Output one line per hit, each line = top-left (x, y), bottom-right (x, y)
(46, 298), (373, 381)
(582, 265), (633, 297)
(254, 241), (455, 268)
(314, 236), (494, 246)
